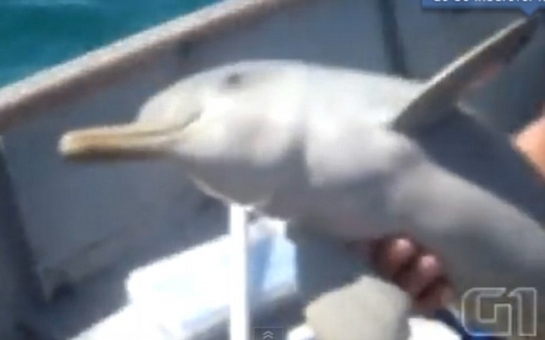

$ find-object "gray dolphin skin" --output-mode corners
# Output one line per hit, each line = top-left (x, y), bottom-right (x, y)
(58, 15), (545, 340)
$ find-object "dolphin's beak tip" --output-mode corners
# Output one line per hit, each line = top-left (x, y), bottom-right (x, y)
(58, 132), (78, 157)
(58, 130), (95, 160)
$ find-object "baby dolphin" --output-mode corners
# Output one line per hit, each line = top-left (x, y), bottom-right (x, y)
(59, 16), (545, 340)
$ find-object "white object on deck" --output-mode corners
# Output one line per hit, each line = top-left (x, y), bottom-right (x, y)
(120, 218), (462, 340)
(126, 217), (296, 339)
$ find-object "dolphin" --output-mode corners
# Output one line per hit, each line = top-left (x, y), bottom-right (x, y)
(58, 16), (545, 340)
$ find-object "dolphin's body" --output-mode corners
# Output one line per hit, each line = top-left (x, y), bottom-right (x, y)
(58, 17), (545, 340)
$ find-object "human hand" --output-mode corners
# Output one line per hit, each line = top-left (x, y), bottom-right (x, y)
(354, 236), (454, 313)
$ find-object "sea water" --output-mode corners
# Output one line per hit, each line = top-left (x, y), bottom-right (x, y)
(0, 0), (217, 87)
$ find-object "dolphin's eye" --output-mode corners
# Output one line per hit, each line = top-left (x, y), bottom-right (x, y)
(223, 72), (245, 88)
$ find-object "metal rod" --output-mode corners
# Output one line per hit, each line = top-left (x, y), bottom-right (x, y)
(229, 204), (251, 340)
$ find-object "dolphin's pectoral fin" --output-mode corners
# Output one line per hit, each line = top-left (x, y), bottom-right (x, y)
(288, 225), (412, 340)
(393, 15), (540, 135)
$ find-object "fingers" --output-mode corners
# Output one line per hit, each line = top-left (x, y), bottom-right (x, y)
(415, 279), (453, 312)
(355, 236), (453, 313)
(368, 238), (419, 278)
(514, 109), (545, 179)
(395, 253), (443, 296)
(394, 252), (453, 312)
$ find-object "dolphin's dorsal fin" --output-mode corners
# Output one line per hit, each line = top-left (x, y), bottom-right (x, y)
(393, 14), (541, 134)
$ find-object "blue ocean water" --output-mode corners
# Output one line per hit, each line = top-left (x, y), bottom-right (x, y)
(0, 0), (217, 87)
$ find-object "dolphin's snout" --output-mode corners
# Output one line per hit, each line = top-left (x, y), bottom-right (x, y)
(59, 112), (201, 161)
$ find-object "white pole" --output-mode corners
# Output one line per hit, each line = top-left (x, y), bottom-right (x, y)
(229, 204), (251, 340)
